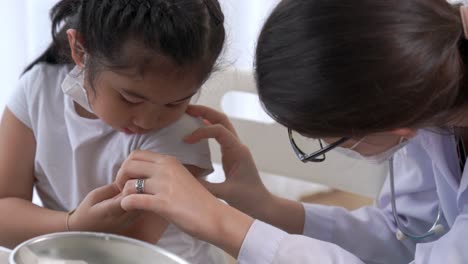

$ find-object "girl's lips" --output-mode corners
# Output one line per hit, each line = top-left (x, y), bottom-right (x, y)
(122, 128), (135, 135)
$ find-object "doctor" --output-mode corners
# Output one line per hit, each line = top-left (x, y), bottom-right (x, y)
(115, 0), (468, 263)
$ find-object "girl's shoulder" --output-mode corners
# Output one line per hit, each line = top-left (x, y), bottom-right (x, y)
(136, 114), (212, 172)
(137, 114), (208, 154)
(18, 63), (72, 102)
(149, 114), (204, 140)
(20, 63), (72, 92)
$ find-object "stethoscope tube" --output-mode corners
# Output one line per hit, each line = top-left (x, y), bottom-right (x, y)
(389, 157), (445, 241)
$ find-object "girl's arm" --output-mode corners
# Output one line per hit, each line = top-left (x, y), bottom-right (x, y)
(0, 109), (138, 248)
(0, 108), (67, 248)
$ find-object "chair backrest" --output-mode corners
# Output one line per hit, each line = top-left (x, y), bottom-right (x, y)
(197, 68), (389, 199)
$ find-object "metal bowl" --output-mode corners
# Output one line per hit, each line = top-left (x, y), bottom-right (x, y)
(10, 232), (189, 264)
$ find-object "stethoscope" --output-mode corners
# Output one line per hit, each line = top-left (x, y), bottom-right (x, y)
(387, 132), (468, 241)
(389, 156), (445, 241)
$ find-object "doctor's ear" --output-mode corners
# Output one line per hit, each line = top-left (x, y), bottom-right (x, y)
(66, 29), (87, 68)
(391, 128), (418, 139)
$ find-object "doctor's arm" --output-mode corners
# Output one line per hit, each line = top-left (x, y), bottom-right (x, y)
(115, 149), (366, 263)
(114, 106), (363, 262)
(115, 106), (444, 263)
(184, 106), (447, 263)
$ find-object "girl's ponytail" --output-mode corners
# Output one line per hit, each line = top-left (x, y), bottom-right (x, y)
(23, 0), (81, 74)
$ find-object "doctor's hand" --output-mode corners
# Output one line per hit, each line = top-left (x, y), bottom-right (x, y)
(185, 105), (306, 235)
(115, 150), (254, 258)
(184, 105), (273, 220)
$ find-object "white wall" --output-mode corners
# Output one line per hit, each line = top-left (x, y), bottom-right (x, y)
(219, 0), (280, 69)
(0, 0), (57, 112)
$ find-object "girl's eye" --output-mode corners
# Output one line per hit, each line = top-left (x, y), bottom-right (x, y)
(120, 94), (144, 105)
(165, 102), (184, 108)
(165, 96), (194, 108)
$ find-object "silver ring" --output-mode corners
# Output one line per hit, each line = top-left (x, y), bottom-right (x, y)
(135, 179), (145, 194)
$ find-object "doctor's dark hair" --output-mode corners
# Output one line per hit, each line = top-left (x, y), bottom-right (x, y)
(24, 0), (225, 83)
(256, 0), (468, 138)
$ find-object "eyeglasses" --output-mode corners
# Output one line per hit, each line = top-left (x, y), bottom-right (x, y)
(288, 128), (349, 163)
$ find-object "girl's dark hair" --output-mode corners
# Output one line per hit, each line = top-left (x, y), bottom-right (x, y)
(24, 0), (225, 84)
(256, 0), (468, 138)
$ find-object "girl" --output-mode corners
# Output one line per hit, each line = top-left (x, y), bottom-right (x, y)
(0, 0), (226, 263)
(114, 0), (468, 263)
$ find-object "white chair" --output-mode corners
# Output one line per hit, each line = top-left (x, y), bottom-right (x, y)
(199, 68), (389, 199)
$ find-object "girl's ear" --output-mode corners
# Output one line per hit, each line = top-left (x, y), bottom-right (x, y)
(66, 29), (86, 68)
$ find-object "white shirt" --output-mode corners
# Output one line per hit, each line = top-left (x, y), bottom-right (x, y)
(238, 129), (468, 263)
(7, 63), (225, 264)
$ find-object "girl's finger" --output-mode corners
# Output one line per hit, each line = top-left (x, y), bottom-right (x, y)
(121, 194), (166, 215)
(87, 183), (121, 204)
(93, 193), (128, 216)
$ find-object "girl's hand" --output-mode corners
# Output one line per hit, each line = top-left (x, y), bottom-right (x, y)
(117, 211), (169, 244)
(184, 105), (273, 220)
(68, 184), (139, 234)
(114, 150), (254, 257)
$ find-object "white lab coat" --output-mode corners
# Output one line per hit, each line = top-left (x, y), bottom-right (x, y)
(238, 129), (468, 263)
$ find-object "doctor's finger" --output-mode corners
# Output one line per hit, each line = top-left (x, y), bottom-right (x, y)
(185, 124), (240, 150)
(186, 105), (238, 137)
(121, 178), (161, 196)
(115, 159), (165, 190)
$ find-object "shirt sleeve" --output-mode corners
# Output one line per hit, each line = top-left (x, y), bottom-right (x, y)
(238, 220), (364, 264)
(239, 214), (468, 264)
(6, 70), (33, 129)
(139, 114), (213, 177)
